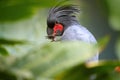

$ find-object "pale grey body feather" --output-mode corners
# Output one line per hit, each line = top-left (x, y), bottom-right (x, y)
(60, 25), (99, 63)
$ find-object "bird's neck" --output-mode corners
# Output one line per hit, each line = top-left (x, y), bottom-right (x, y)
(60, 24), (82, 41)
(63, 22), (79, 32)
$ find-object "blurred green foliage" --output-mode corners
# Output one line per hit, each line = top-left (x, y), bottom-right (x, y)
(0, 0), (120, 80)
(0, 0), (58, 22)
(116, 38), (120, 59)
(107, 0), (120, 31)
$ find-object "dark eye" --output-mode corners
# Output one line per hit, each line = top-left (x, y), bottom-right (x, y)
(47, 21), (55, 28)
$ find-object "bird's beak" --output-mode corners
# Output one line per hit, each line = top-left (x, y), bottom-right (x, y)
(46, 35), (55, 42)
(52, 32), (56, 36)
(46, 30), (61, 42)
(51, 32), (57, 41)
(52, 30), (62, 41)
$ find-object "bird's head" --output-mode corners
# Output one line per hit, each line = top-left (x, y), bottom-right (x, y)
(46, 5), (79, 41)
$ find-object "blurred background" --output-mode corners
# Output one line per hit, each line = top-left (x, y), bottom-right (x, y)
(78, 0), (119, 60)
(0, 0), (120, 80)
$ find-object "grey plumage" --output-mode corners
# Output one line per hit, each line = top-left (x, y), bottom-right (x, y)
(60, 24), (99, 63)
(47, 5), (80, 36)
(47, 5), (79, 26)
(47, 5), (99, 63)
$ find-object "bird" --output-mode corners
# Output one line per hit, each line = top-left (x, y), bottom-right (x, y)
(46, 5), (99, 63)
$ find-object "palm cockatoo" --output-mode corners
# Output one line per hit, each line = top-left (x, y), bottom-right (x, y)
(46, 5), (99, 63)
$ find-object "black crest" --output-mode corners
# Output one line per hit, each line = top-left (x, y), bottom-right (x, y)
(47, 5), (80, 28)
(47, 5), (80, 36)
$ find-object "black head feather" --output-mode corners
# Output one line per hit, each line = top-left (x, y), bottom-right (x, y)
(47, 5), (80, 27)
(47, 5), (80, 36)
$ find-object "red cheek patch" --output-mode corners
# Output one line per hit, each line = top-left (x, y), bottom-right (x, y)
(53, 23), (63, 34)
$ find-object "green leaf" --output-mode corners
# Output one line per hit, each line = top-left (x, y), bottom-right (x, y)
(107, 0), (120, 31)
(0, 70), (17, 80)
(0, 56), (34, 80)
(0, 0), (35, 22)
(0, 10), (47, 56)
(0, 39), (27, 45)
(55, 62), (120, 80)
(0, 46), (9, 56)
(97, 35), (110, 52)
(12, 41), (97, 78)
(0, 12), (43, 42)
(0, 0), (64, 22)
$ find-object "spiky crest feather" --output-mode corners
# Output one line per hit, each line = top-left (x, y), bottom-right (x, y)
(47, 5), (80, 28)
